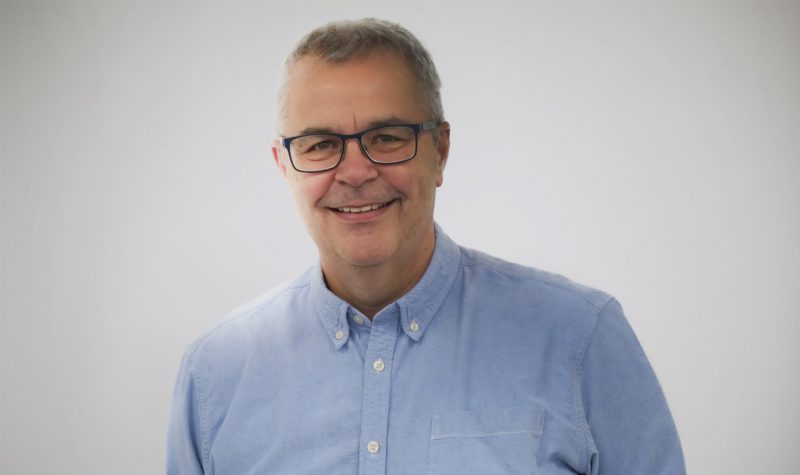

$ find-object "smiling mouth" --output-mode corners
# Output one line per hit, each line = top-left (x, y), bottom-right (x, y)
(333, 200), (395, 214)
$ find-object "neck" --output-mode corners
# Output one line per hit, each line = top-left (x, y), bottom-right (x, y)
(322, 228), (436, 319)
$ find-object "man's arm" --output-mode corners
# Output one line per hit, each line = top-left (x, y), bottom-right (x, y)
(580, 298), (686, 474)
(166, 354), (205, 475)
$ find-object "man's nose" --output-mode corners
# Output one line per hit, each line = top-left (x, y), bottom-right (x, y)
(334, 138), (378, 187)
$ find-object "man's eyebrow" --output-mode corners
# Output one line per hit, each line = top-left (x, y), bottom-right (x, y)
(363, 116), (415, 129)
(297, 126), (337, 135)
(296, 116), (417, 136)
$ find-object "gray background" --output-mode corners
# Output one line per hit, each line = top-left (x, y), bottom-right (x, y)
(2, 1), (798, 473)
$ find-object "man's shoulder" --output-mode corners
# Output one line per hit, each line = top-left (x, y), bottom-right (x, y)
(457, 245), (614, 313)
(226, 271), (313, 324)
(182, 268), (314, 361)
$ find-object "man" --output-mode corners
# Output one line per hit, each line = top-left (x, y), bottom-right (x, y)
(167, 18), (685, 474)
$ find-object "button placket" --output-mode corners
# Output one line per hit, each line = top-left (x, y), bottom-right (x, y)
(357, 312), (400, 474)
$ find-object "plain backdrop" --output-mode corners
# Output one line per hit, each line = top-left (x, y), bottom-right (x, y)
(1, 1), (798, 474)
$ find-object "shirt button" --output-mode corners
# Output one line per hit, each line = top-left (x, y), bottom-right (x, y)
(353, 315), (364, 325)
(372, 359), (385, 372)
(409, 320), (420, 332)
(367, 440), (380, 454)
(334, 329), (345, 340)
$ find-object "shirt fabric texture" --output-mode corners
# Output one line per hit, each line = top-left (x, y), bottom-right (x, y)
(167, 225), (685, 474)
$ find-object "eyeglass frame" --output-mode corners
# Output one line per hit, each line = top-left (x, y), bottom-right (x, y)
(279, 121), (439, 173)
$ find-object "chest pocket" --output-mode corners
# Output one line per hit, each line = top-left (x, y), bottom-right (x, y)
(426, 407), (583, 475)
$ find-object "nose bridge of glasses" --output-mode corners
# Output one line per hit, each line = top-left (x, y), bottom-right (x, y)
(340, 132), (371, 163)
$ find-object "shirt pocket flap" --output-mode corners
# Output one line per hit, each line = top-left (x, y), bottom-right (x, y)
(431, 406), (545, 440)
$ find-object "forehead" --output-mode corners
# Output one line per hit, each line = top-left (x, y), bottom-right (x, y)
(282, 52), (426, 134)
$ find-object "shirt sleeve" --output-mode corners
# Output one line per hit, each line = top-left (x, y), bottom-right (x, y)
(580, 298), (686, 474)
(166, 353), (206, 475)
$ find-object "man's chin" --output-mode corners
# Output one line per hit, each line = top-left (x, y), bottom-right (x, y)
(340, 251), (393, 269)
(333, 242), (396, 269)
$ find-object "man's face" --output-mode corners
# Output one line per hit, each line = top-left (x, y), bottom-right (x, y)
(273, 52), (450, 273)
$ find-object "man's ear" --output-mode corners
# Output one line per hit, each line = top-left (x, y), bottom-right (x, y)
(272, 139), (288, 178)
(435, 121), (451, 187)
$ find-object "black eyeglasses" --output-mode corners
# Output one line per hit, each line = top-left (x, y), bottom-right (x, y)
(280, 121), (438, 173)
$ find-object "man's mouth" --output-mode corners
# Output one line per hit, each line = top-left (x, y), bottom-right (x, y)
(333, 200), (394, 214)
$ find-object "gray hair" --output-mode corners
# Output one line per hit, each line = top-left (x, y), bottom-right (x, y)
(276, 18), (444, 131)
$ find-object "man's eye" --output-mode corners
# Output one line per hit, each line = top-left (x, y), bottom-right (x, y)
(313, 140), (333, 150)
(307, 140), (336, 152)
(374, 134), (400, 143)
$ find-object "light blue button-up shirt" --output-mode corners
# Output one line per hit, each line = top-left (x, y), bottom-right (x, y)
(167, 226), (685, 474)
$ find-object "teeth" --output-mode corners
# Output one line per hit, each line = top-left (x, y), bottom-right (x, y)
(337, 202), (388, 213)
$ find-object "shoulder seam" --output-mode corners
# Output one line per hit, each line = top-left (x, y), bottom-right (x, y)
(572, 297), (618, 468)
(460, 256), (610, 311)
(185, 281), (310, 359)
(184, 356), (211, 471)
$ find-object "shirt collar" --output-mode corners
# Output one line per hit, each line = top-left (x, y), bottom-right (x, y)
(310, 223), (461, 348)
